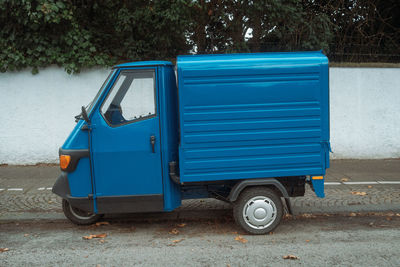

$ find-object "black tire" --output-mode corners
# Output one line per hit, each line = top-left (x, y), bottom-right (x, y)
(233, 187), (283, 235)
(62, 199), (102, 225)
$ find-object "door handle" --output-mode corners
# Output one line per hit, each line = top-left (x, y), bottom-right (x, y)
(150, 135), (156, 153)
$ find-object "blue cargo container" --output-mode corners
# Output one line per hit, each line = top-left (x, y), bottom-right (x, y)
(53, 51), (330, 234)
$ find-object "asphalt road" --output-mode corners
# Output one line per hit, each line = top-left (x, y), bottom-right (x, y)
(1, 160), (399, 266)
(1, 213), (400, 266)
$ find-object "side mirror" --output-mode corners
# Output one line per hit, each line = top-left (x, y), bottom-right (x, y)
(81, 106), (90, 124)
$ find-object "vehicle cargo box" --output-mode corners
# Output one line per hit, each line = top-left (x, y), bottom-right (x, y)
(177, 52), (330, 183)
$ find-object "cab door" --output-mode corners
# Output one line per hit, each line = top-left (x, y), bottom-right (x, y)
(90, 68), (163, 213)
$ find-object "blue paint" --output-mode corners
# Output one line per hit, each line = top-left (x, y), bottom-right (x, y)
(177, 52), (330, 182)
(57, 51), (330, 215)
(157, 66), (182, 211)
(67, 157), (92, 197)
(311, 178), (325, 198)
(90, 67), (164, 197)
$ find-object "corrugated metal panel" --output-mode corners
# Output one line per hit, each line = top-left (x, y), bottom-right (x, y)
(177, 52), (329, 182)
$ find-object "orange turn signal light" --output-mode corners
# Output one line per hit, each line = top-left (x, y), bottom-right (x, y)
(312, 176), (324, 180)
(59, 155), (71, 170)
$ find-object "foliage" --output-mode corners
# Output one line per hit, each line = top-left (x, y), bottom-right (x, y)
(0, 0), (398, 74)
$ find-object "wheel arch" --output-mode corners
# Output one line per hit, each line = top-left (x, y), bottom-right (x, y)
(228, 178), (290, 202)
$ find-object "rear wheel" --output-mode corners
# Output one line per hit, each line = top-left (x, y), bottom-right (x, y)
(62, 199), (102, 225)
(233, 187), (283, 235)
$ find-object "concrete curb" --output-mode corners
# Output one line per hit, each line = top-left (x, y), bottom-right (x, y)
(1, 204), (400, 224)
(0, 209), (233, 223)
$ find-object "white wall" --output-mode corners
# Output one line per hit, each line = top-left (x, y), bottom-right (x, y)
(0, 67), (110, 164)
(329, 68), (400, 159)
(0, 67), (399, 164)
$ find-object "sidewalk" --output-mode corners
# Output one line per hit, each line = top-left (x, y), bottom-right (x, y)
(0, 159), (399, 222)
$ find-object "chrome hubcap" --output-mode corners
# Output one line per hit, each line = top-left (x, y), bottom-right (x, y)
(242, 196), (277, 229)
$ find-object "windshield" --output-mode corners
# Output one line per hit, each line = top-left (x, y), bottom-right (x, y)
(86, 70), (115, 115)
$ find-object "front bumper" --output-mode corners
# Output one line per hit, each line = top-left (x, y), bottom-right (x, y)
(52, 172), (94, 212)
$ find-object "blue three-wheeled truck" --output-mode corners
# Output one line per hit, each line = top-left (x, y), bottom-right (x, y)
(53, 51), (330, 234)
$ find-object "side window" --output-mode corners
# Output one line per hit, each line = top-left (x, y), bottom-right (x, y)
(101, 70), (156, 126)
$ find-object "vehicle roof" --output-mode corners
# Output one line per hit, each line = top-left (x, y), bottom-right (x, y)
(177, 51), (328, 68)
(113, 61), (173, 68)
(113, 51), (327, 69)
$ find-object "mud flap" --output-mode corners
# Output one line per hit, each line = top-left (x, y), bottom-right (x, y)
(311, 176), (325, 198)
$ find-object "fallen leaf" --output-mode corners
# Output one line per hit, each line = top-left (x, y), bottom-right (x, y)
(176, 223), (186, 228)
(83, 233), (107, 240)
(283, 254), (299, 260)
(396, 213), (400, 217)
(172, 238), (184, 244)
(341, 178), (349, 182)
(95, 222), (110, 226)
(0, 248), (9, 253)
(301, 213), (316, 218)
(305, 240), (310, 242)
(367, 185), (373, 189)
(351, 191), (367, 196)
(48, 201), (53, 204)
(349, 212), (357, 217)
(96, 265), (101, 267)
(283, 214), (292, 219)
(95, 233), (107, 238)
(24, 234), (29, 237)
(169, 228), (179, 235)
(269, 231), (274, 235)
(386, 217), (392, 221)
(234, 235), (248, 243)
(99, 239), (105, 243)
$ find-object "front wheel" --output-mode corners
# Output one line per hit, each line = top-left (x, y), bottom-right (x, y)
(233, 187), (283, 235)
(62, 199), (102, 225)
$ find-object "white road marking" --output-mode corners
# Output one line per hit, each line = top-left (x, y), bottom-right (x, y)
(324, 182), (341, 185)
(2, 181), (400, 194)
(343, 181), (379, 185)
(378, 181), (400, 185)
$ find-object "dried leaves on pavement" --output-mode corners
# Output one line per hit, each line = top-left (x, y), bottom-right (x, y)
(169, 228), (179, 235)
(283, 254), (299, 260)
(0, 248), (10, 252)
(83, 233), (107, 240)
(234, 235), (248, 243)
(351, 191), (367, 196)
(95, 222), (110, 226)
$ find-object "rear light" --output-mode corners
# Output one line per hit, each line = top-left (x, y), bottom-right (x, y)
(59, 155), (71, 170)
(311, 176), (324, 180)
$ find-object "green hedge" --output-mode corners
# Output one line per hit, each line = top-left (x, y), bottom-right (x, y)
(1, 0), (398, 74)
